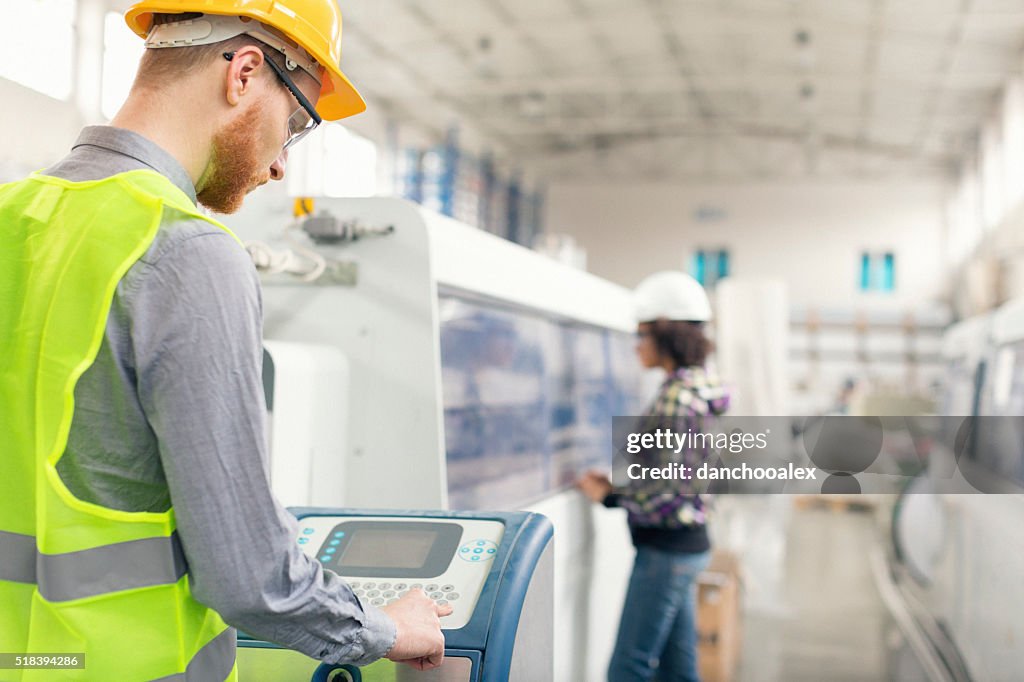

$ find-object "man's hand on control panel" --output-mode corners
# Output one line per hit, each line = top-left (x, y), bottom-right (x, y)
(380, 588), (454, 671)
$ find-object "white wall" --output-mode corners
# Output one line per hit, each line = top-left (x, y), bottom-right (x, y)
(545, 180), (950, 312)
(0, 78), (82, 178)
(958, 193), (1024, 310)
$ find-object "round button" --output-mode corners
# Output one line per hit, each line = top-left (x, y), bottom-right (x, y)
(437, 599), (448, 606)
(366, 590), (380, 598)
(371, 598), (384, 606)
(441, 585), (455, 593)
(325, 547), (336, 554)
(330, 539), (341, 546)
(333, 532), (345, 538)
(378, 583), (392, 590)
(429, 592), (443, 600)
(353, 590), (364, 598)
(349, 582), (361, 590)
(302, 528), (315, 535)
(363, 582), (377, 590)
(394, 583), (408, 591)
(397, 590), (408, 598)
(459, 540), (497, 562)
(426, 584), (439, 592)
(446, 592), (460, 601)
(410, 583), (423, 590)
(382, 590), (396, 598)
(297, 538), (309, 545)
(319, 556), (330, 562)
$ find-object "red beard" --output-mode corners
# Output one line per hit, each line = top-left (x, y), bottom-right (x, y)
(197, 104), (272, 214)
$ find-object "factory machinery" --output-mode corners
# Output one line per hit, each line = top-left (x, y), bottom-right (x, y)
(889, 299), (1024, 681)
(241, 195), (1024, 680)
(247, 197), (650, 681)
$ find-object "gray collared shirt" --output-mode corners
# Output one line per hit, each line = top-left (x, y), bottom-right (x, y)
(42, 126), (395, 666)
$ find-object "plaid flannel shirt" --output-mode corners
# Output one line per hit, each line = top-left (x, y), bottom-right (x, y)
(606, 366), (730, 528)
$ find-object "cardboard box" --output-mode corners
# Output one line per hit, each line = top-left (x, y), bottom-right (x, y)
(697, 550), (743, 682)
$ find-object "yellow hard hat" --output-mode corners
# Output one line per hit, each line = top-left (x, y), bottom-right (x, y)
(124, 0), (365, 121)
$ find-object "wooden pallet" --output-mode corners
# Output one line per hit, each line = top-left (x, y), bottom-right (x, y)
(792, 494), (877, 513)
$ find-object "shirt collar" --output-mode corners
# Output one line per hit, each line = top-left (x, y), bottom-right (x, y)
(72, 126), (198, 204)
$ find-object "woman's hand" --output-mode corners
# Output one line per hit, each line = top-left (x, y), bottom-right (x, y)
(576, 470), (613, 503)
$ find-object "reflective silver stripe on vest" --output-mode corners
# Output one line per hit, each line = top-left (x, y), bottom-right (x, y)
(0, 530), (188, 601)
(0, 530), (37, 583)
(151, 627), (237, 682)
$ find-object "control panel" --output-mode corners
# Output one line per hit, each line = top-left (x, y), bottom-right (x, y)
(296, 516), (505, 629)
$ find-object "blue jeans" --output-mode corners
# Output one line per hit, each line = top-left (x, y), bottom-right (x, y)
(608, 547), (711, 682)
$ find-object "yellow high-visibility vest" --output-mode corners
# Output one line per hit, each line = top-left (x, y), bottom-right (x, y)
(0, 170), (240, 681)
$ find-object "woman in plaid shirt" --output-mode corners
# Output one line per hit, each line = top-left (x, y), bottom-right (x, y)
(578, 271), (728, 682)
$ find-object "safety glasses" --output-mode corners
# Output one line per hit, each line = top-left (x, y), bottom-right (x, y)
(223, 50), (323, 150)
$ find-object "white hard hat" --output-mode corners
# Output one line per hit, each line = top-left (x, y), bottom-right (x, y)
(634, 271), (711, 322)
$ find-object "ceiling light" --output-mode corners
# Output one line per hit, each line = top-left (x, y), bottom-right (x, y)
(794, 29), (816, 69)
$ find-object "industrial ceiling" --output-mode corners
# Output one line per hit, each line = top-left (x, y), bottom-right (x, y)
(112, 0), (1024, 181)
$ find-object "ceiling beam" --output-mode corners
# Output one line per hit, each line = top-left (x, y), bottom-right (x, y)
(914, 0), (976, 160)
(857, 0), (887, 174)
(343, 17), (524, 158)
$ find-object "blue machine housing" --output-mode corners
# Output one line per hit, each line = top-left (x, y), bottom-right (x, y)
(262, 507), (554, 682)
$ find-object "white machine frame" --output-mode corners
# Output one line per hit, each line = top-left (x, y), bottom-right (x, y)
(921, 304), (1024, 681)
(258, 198), (640, 681)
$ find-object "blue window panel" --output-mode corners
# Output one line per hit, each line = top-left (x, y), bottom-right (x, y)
(440, 138), (459, 217)
(400, 148), (423, 204)
(882, 252), (895, 292)
(507, 179), (523, 245)
(859, 252), (896, 292)
(438, 295), (647, 510)
(479, 155), (496, 231)
(690, 249), (728, 287)
(717, 250), (730, 279)
(548, 325), (620, 484)
(439, 301), (548, 510)
(859, 252), (872, 291)
(692, 251), (706, 286)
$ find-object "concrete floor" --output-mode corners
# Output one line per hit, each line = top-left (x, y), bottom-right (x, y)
(713, 498), (933, 682)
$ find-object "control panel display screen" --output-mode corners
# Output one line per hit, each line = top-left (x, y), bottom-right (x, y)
(316, 520), (464, 578)
(340, 530), (438, 569)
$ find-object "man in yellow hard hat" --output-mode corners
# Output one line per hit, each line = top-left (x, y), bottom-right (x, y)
(0, 1), (448, 679)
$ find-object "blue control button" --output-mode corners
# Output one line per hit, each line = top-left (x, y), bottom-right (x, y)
(319, 556), (330, 562)
(459, 539), (498, 562)
(325, 547), (336, 554)
(302, 528), (315, 535)
(330, 539), (341, 546)
(298, 538), (309, 545)
(334, 532), (345, 538)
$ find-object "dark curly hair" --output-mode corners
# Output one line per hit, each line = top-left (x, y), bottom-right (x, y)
(644, 319), (712, 369)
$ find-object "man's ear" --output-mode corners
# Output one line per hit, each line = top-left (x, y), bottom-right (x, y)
(224, 46), (265, 106)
